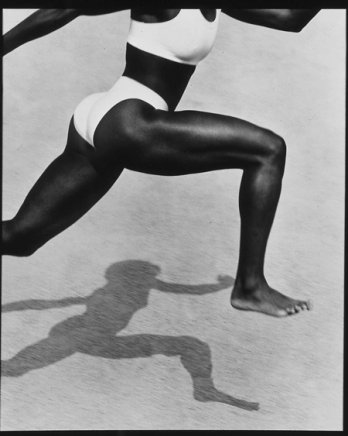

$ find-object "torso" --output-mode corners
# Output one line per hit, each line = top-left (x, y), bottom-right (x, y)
(128, 9), (220, 65)
(123, 9), (221, 110)
(72, 9), (222, 147)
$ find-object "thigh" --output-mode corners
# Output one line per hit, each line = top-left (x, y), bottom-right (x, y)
(13, 119), (123, 243)
(93, 100), (279, 176)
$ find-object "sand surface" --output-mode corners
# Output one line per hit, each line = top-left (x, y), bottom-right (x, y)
(1, 9), (345, 430)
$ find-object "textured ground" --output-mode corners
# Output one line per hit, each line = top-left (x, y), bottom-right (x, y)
(1, 9), (345, 430)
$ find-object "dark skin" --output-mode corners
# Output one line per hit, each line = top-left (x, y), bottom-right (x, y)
(2, 8), (319, 317)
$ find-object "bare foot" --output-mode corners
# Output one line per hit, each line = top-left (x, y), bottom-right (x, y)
(231, 282), (312, 317)
(193, 377), (259, 411)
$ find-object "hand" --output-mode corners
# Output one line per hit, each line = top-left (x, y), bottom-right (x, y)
(217, 274), (234, 288)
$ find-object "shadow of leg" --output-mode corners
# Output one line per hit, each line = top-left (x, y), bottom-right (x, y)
(1, 336), (76, 377)
(82, 333), (259, 411)
(174, 336), (259, 411)
(191, 376), (259, 410)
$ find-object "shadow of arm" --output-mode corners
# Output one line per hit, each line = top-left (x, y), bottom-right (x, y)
(2, 296), (86, 312)
(155, 275), (234, 295)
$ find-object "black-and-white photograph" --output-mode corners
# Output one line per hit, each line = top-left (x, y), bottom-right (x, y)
(1, 6), (345, 430)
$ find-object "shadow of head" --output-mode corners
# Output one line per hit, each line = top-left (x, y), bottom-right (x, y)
(104, 260), (161, 289)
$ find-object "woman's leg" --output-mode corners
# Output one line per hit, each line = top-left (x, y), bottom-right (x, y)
(92, 100), (311, 316)
(2, 119), (123, 256)
(3, 100), (311, 316)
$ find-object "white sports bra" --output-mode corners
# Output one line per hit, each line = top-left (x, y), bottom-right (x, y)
(127, 9), (221, 65)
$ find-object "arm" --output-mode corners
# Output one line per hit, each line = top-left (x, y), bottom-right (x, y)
(2, 296), (86, 312)
(2, 7), (127, 56)
(3, 9), (79, 55)
(155, 275), (234, 295)
(222, 9), (320, 32)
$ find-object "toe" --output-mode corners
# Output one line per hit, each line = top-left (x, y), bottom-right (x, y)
(298, 301), (309, 312)
(286, 306), (295, 315)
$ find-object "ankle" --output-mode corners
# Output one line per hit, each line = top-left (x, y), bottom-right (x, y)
(233, 275), (266, 294)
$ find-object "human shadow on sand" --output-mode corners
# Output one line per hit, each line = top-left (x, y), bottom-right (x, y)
(1, 259), (259, 411)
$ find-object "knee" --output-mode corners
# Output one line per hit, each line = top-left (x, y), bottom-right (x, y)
(180, 336), (211, 359)
(179, 336), (212, 375)
(13, 244), (38, 257)
(2, 220), (39, 257)
(263, 131), (287, 168)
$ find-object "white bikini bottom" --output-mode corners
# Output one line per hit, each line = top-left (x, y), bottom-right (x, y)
(73, 76), (169, 146)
